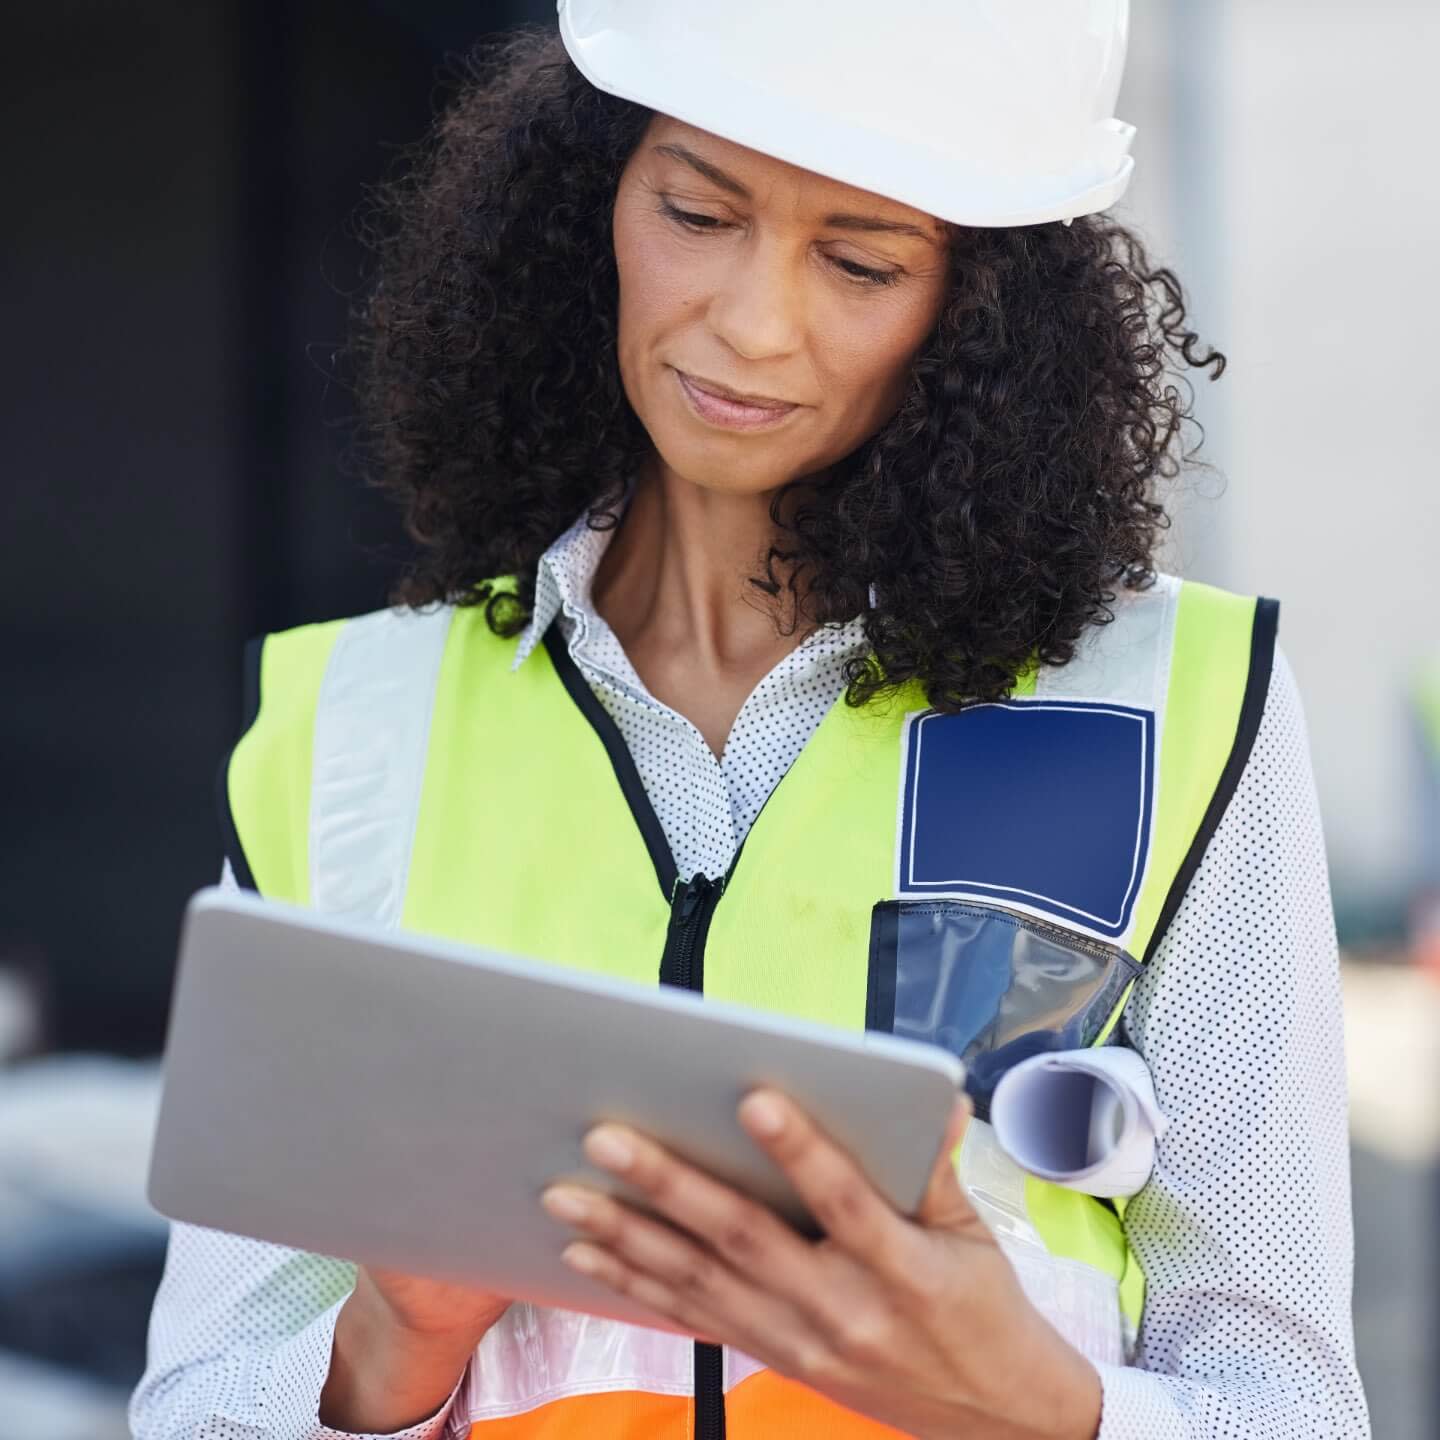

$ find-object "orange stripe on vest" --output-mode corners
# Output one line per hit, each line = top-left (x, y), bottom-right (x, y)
(463, 1388), (687, 1438)
(725, 1370), (911, 1439)
(459, 1370), (908, 1438)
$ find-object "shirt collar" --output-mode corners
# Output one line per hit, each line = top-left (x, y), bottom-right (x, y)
(510, 503), (618, 671)
(510, 500), (875, 673)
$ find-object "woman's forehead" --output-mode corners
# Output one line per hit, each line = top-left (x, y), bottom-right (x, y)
(640, 115), (946, 240)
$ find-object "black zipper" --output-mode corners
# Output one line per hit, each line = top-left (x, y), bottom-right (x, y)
(659, 872), (722, 992)
(693, 1339), (726, 1440)
(658, 870), (727, 1440)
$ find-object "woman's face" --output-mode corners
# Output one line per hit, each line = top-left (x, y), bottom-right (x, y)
(612, 116), (951, 498)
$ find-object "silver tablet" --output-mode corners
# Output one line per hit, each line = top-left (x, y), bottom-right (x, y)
(148, 888), (964, 1326)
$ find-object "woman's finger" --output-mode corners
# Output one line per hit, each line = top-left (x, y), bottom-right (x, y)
(543, 1183), (749, 1308)
(575, 1125), (820, 1297)
(736, 1090), (910, 1270)
(559, 1241), (694, 1328)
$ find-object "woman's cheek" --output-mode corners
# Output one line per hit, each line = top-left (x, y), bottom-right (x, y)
(811, 306), (918, 433)
(618, 210), (714, 319)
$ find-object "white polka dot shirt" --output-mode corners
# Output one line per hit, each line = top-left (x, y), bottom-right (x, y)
(130, 509), (1369, 1439)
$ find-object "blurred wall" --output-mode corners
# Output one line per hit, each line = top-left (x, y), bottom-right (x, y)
(1, 0), (550, 1055)
(1218, 0), (1440, 920)
(3, 4), (240, 1055)
(1121, 0), (1440, 929)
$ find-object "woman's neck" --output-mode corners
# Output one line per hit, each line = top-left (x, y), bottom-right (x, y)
(591, 457), (813, 757)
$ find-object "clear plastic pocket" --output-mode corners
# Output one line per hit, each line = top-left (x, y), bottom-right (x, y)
(866, 900), (1140, 1119)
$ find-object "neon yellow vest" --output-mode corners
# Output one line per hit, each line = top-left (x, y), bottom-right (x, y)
(222, 573), (1277, 1437)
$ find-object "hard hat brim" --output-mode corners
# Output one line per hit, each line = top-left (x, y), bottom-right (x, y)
(560, 12), (1134, 229)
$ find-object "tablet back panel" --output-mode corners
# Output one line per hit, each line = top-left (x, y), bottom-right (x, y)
(149, 889), (963, 1325)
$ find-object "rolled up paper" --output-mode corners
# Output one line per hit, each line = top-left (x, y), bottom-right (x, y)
(988, 1046), (1166, 1199)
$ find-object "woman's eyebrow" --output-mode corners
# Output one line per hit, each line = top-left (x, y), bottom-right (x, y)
(652, 143), (750, 198)
(652, 142), (940, 245)
(823, 214), (939, 244)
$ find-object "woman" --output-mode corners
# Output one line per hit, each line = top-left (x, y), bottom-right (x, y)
(132, 5), (1368, 1439)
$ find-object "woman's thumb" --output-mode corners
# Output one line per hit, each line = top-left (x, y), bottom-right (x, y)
(916, 1094), (981, 1230)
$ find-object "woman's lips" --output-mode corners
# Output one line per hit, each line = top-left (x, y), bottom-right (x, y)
(674, 369), (800, 431)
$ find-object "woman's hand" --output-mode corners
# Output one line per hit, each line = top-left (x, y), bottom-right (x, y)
(319, 1265), (510, 1433)
(540, 1091), (1102, 1440)
(354, 1260), (512, 1341)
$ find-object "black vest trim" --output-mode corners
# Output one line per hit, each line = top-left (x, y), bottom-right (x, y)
(1140, 597), (1281, 966)
(542, 622), (678, 900)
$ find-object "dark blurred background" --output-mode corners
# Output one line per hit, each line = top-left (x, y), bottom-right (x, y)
(4, 0), (552, 1057)
(2, 3), (1436, 1436)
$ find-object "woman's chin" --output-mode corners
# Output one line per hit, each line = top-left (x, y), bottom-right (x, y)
(661, 458), (802, 500)
(642, 443), (789, 501)
(645, 432), (819, 500)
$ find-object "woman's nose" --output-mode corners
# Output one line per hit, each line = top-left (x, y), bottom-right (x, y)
(704, 240), (806, 362)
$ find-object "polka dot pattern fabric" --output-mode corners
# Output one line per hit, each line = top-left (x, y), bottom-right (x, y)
(130, 510), (1367, 1438)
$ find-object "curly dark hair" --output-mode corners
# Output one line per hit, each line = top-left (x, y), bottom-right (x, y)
(352, 27), (1224, 712)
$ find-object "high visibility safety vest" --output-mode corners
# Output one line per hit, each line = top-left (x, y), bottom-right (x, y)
(222, 572), (1277, 1440)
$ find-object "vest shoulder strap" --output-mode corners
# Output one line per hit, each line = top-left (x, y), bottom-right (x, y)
(1048, 574), (1277, 961)
(1034, 572), (1184, 711)
(221, 606), (454, 917)
(1133, 578), (1279, 962)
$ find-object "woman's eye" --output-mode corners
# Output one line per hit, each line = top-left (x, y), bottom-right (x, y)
(659, 200), (729, 232)
(657, 200), (898, 287)
(834, 256), (901, 287)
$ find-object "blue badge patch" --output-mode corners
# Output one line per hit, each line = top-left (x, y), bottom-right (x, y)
(897, 700), (1154, 939)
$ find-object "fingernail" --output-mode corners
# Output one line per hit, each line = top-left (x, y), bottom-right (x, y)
(541, 1186), (593, 1223)
(584, 1127), (635, 1172)
(562, 1242), (602, 1275)
(740, 1092), (785, 1138)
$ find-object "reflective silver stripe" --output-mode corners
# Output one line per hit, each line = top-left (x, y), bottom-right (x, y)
(458, 1312), (815, 1421)
(460, 1307), (694, 1420)
(309, 606), (454, 929)
(960, 1119), (1129, 1367)
(723, 1346), (767, 1394)
(1035, 573), (1180, 713)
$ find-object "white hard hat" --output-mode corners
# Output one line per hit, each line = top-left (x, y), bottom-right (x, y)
(557, 0), (1135, 228)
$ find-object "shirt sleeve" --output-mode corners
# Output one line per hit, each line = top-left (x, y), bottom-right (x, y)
(128, 862), (473, 1440)
(1093, 647), (1371, 1438)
